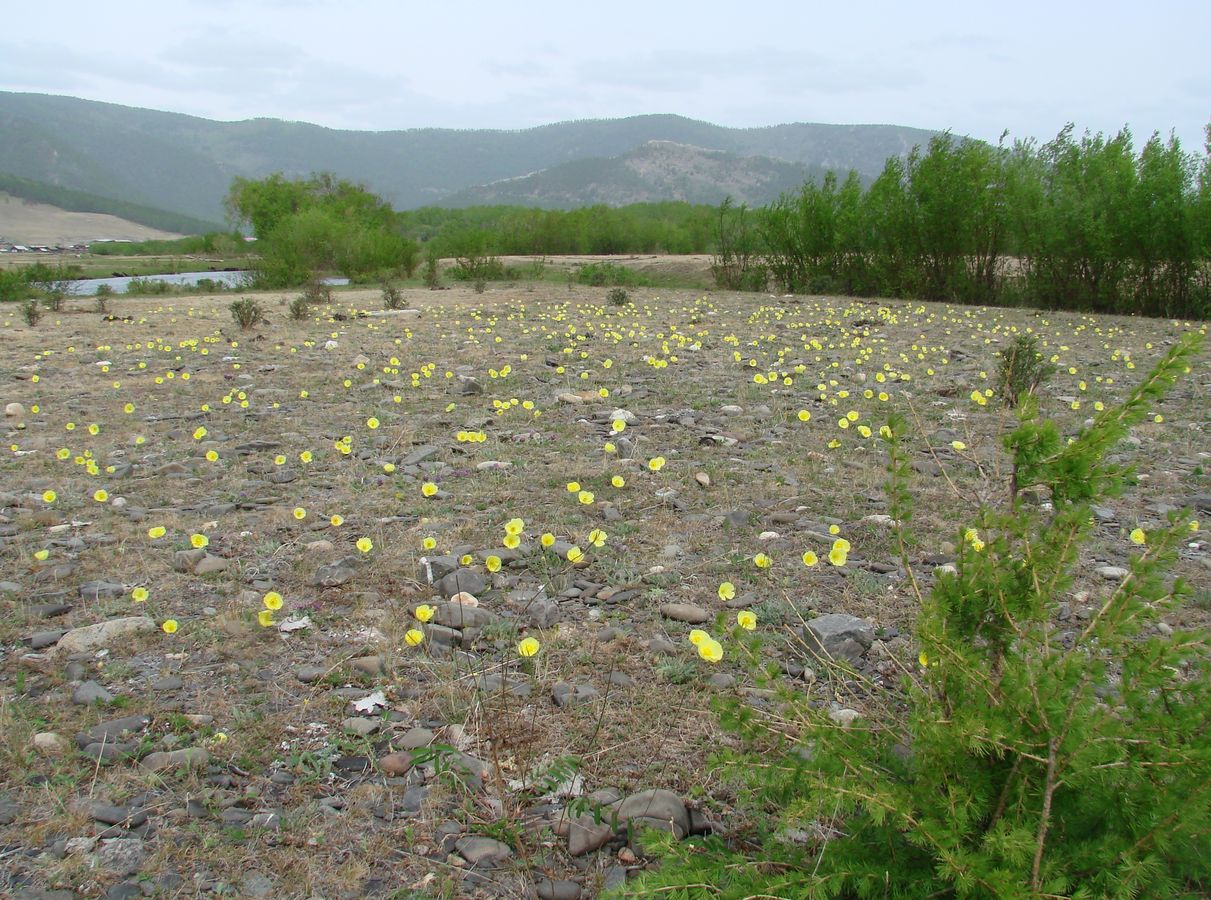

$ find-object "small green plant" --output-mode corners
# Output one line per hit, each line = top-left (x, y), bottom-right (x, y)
(20, 298), (42, 326)
(381, 280), (404, 309)
(607, 287), (629, 306)
(229, 297), (267, 330)
(627, 333), (1209, 898)
(423, 248), (442, 290)
(996, 333), (1056, 407)
(287, 295), (311, 321)
(301, 276), (332, 305)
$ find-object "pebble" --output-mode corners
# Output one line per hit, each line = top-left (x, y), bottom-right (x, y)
(78, 580), (126, 601)
(659, 603), (710, 624)
(94, 837), (146, 876)
(141, 747), (208, 773)
(1096, 565), (1129, 581)
(552, 682), (601, 708)
(535, 878), (583, 900)
(295, 665), (327, 683)
(455, 836), (514, 867)
(56, 617), (156, 654)
(72, 680), (114, 705)
(32, 732), (69, 754)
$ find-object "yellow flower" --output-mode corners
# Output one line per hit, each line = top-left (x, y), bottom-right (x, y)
(1191, 520), (1200, 533)
(161, 619), (179, 634)
(421, 482), (438, 497)
(414, 604), (435, 623)
(1129, 527), (1146, 546)
(293, 507), (306, 520)
(611, 475), (625, 488)
(460, 553), (474, 565)
(951, 440), (967, 451)
(828, 546), (848, 567)
(505, 517), (525, 536)
(503, 534), (521, 549)
(566, 546), (584, 563)
(603, 442), (616, 454)
(88, 423), (100, 436)
(263, 591), (283, 611)
(577, 490), (595, 505)
(753, 552), (772, 569)
(299, 450), (313, 463)
(329, 514), (344, 527)
(588, 529), (607, 548)
(205, 450), (219, 462)
(274, 455), (286, 465)
(698, 639), (723, 663)
(148, 526), (167, 539)
(356, 537), (373, 553)
(919, 650), (930, 668)
(383, 463), (396, 473)
(688, 629), (710, 647)
(366, 417), (380, 429)
(485, 555), (502, 573)
(829, 525), (841, 535)
(193, 427), (207, 440)
(93, 489), (109, 503)
(802, 550), (818, 567)
(648, 456), (666, 472)
(566, 481), (581, 493)
(422, 536), (438, 551)
(797, 409), (811, 422)
(717, 581), (736, 601)
(404, 628), (425, 646)
(34, 548), (50, 561)
(132, 586), (149, 602)
(56, 448), (70, 460)
(257, 610), (275, 628)
(832, 538), (851, 553)
(190, 533), (209, 550)
(611, 418), (627, 433)
(971, 390), (987, 406)
(736, 610), (757, 630)
(541, 533), (556, 548)
(518, 637), (541, 658)
(42, 490), (56, 503)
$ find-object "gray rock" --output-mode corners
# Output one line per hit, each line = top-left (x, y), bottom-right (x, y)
(94, 837), (146, 876)
(296, 665), (327, 683)
(29, 629), (66, 649)
(192, 554), (230, 575)
(397, 726), (434, 750)
(615, 789), (690, 839)
(313, 557), (358, 587)
(92, 804), (147, 828)
(79, 580), (126, 601)
(565, 812), (615, 856)
(435, 569), (487, 599)
(535, 878), (582, 900)
(72, 680), (114, 705)
(172, 548), (207, 573)
(432, 599), (497, 629)
(707, 673), (736, 690)
(659, 603), (711, 624)
(240, 873), (276, 898)
(418, 555), (459, 583)
(141, 747), (208, 773)
(402, 445), (441, 466)
(56, 617), (156, 655)
(527, 597), (561, 628)
(552, 682), (601, 708)
(455, 835), (513, 867)
(150, 676), (182, 691)
(1096, 565), (1129, 581)
(802, 614), (875, 665)
(80, 715), (150, 745)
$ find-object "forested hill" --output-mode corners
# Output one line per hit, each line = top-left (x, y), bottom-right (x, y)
(0, 91), (938, 223)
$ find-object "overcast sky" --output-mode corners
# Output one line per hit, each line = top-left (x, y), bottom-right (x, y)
(2, 0), (1208, 149)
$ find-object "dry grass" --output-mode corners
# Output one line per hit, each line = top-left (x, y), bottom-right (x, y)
(0, 283), (1207, 898)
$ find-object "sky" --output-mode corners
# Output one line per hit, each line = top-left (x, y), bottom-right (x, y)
(2, 0), (1209, 149)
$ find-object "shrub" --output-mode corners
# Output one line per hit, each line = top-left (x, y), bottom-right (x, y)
(229, 297), (267, 330)
(473, 279), (487, 294)
(627, 333), (1209, 898)
(997, 333), (1057, 408)
(0, 268), (28, 303)
(20, 299), (42, 326)
(94, 293), (109, 314)
(301, 276), (332, 306)
(575, 262), (651, 287)
(287, 295), (312, 321)
(381, 281), (404, 309)
(607, 287), (629, 306)
(422, 247), (442, 290)
(125, 277), (173, 296)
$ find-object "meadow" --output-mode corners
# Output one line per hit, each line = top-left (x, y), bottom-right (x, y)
(1, 280), (1208, 899)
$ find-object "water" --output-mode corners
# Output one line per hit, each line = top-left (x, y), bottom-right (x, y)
(68, 271), (351, 296)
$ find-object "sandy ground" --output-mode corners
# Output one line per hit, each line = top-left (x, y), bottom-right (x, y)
(0, 194), (182, 246)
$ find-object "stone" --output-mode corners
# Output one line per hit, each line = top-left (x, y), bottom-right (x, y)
(56, 617), (156, 654)
(397, 726), (435, 750)
(313, 557), (358, 587)
(296, 665), (327, 683)
(419, 554), (459, 583)
(29, 629), (65, 649)
(527, 597), (561, 628)
(379, 751), (414, 776)
(615, 789), (689, 839)
(802, 614), (875, 666)
(92, 804), (148, 828)
(535, 879), (583, 900)
(564, 812), (615, 856)
(707, 673), (736, 690)
(192, 554), (230, 575)
(141, 747), (208, 773)
(4, 401), (25, 417)
(94, 837), (146, 876)
(1096, 565), (1129, 581)
(240, 873), (276, 898)
(343, 717), (380, 737)
(659, 603), (710, 625)
(172, 549), (207, 573)
(79, 580), (126, 601)
(455, 835), (514, 867)
(432, 599), (498, 629)
(402, 444), (441, 466)
(552, 682), (601, 708)
(436, 568), (487, 599)
(80, 715), (150, 745)
(32, 731), (69, 754)
(72, 680), (114, 705)
(350, 655), (385, 675)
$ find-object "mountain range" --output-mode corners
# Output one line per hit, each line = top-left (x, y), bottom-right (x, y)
(0, 91), (940, 229)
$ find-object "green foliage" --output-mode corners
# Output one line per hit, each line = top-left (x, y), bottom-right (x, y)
(996, 334), (1056, 408)
(20, 298), (42, 326)
(575, 262), (652, 287)
(627, 334), (1209, 898)
(0, 268), (27, 302)
(226, 173), (419, 287)
(88, 232), (251, 257)
(123, 277), (173, 296)
(287, 295), (312, 321)
(229, 297), (267, 330)
(756, 125), (1211, 318)
(711, 196), (767, 291)
(381, 281), (404, 309)
(607, 287), (629, 306)
(422, 245), (442, 290)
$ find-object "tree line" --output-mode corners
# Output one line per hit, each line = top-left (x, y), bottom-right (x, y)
(725, 125), (1211, 318)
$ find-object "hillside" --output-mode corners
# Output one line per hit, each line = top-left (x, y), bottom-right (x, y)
(444, 141), (840, 208)
(0, 193), (182, 245)
(0, 92), (941, 221)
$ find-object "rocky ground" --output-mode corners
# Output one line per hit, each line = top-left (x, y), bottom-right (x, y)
(1, 283), (1208, 899)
